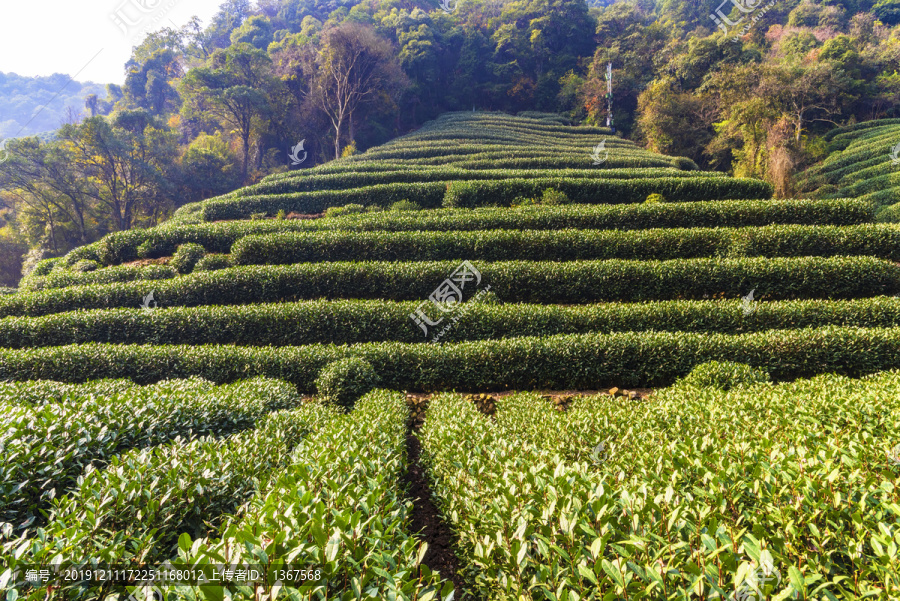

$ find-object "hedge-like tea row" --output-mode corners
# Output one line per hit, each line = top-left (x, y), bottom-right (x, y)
(7, 297), (900, 348)
(0, 378), (135, 404)
(2, 256), (894, 318)
(443, 176), (774, 208)
(231, 224), (900, 265)
(0, 400), (340, 595)
(65, 198), (872, 267)
(236, 166), (722, 197)
(0, 377), (300, 530)
(168, 390), (452, 601)
(193, 182), (448, 222)
(21, 264), (177, 291)
(4, 326), (900, 389)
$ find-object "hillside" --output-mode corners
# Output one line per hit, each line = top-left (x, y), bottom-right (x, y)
(0, 72), (108, 139)
(3, 111), (900, 599)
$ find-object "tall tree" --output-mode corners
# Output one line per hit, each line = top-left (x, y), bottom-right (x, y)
(313, 23), (407, 158)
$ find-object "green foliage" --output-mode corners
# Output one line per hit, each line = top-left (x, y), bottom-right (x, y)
(18, 264), (176, 292)
(2, 256), (895, 319)
(876, 202), (900, 223)
(0, 377), (299, 531)
(6, 326), (900, 392)
(676, 360), (772, 390)
(193, 253), (232, 271)
(229, 224), (900, 265)
(323, 203), (366, 218)
(442, 176), (773, 209)
(0, 398), (339, 587)
(68, 198), (873, 267)
(440, 372), (900, 598)
(157, 390), (451, 600)
(389, 199), (421, 211)
(170, 242), (206, 274)
(315, 357), (379, 409)
(645, 193), (666, 203)
(10, 296), (900, 349)
(71, 259), (99, 273)
(540, 188), (571, 205)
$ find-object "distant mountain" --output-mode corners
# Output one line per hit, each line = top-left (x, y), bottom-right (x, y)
(0, 72), (109, 140)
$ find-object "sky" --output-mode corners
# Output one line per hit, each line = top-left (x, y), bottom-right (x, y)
(0, 0), (227, 86)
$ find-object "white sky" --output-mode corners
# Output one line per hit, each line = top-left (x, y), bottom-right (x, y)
(0, 0), (227, 86)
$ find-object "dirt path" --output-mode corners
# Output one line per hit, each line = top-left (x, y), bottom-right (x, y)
(401, 426), (466, 596)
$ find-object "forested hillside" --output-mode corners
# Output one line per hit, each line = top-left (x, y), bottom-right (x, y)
(0, 72), (108, 139)
(3, 0), (900, 284)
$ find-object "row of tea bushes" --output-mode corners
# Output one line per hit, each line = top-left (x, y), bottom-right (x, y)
(230, 224), (900, 265)
(166, 390), (453, 601)
(0, 377), (300, 530)
(443, 176), (774, 208)
(7, 297), (900, 348)
(0, 399), (341, 599)
(2, 256), (895, 318)
(419, 373), (900, 599)
(236, 166), (724, 197)
(59, 198), (871, 268)
(4, 326), (900, 390)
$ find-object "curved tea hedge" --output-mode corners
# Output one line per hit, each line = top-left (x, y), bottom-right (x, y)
(442, 176), (774, 208)
(5, 297), (900, 348)
(56, 198), (871, 268)
(230, 224), (900, 265)
(1, 256), (895, 318)
(3, 326), (900, 389)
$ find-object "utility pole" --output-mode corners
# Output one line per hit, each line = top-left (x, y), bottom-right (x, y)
(605, 62), (615, 133)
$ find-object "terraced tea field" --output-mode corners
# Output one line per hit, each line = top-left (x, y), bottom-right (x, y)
(2, 112), (900, 600)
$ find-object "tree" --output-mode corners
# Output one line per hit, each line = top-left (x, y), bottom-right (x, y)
(180, 43), (276, 184)
(59, 111), (178, 231)
(313, 23), (408, 159)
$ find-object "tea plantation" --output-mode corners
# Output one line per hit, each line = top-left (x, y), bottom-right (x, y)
(2, 112), (900, 600)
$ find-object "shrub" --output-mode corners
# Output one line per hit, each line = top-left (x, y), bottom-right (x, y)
(170, 243), (206, 274)
(365, 204), (384, 212)
(876, 202), (900, 223)
(645, 193), (666, 203)
(389, 199), (422, 211)
(541, 188), (571, 205)
(324, 203), (366, 218)
(194, 253), (233, 271)
(18, 264), (177, 292)
(315, 357), (379, 409)
(72, 260), (100, 273)
(250, 212), (267, 220)
(1, 256), (896, 318)
(276, 209), (287, 220)
(443, 176), (774, 209)
(676, 360), (771, 390)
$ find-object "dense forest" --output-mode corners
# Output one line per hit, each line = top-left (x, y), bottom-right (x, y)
(2, 0), (900, 285)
